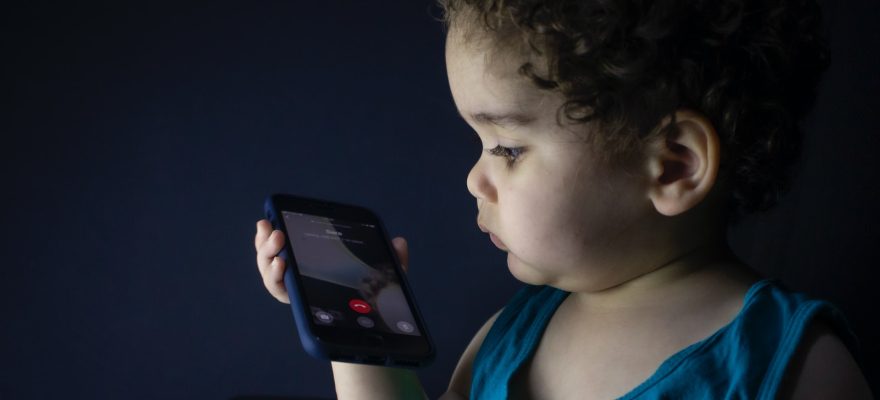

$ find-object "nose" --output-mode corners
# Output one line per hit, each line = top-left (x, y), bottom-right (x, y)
(466, 154), (497, 203)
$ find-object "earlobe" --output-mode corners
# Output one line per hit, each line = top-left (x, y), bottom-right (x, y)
(647, 110), (720, 216)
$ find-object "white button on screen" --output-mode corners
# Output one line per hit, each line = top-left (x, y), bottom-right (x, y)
(396, 321), (414, 333)
(357, 316), (375, 328)
(315, 311), (334, 324)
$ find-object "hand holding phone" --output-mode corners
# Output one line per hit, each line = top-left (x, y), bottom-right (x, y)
(256, 194), (435, 368)
(255, 223), (411, 303)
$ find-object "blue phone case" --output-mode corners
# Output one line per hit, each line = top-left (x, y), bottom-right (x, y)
(264, 196), (329, 361)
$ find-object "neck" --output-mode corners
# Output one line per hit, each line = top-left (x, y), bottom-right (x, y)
(568, 240), (751, 310)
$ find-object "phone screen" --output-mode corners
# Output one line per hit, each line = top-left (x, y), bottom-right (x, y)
(280, 211), (422, 337)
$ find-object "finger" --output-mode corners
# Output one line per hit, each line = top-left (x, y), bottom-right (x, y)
(255, 219), (272, 251)
(263, 256), (290, 304)
(256, 230), (290, 304)
(257, 230), (286, 274)
(391, 236), (409, 273)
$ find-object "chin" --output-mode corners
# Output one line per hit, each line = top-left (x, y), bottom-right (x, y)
(506, 253), (551, 286)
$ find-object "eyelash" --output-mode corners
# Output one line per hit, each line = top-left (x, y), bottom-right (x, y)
(471, 135), (524, 166)
(488, 145), (524, 166)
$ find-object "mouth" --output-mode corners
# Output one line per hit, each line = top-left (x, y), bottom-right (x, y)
(489, 233), (508, 250)
(479, 222), (508, 250)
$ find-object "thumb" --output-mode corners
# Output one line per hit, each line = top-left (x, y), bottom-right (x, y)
(391, 236), (409, 273)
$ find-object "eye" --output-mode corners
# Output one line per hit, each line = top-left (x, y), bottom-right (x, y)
(487, 144), (524, 166)
(468, 133), (525, 167)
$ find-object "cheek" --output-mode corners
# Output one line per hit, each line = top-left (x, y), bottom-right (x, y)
(500, 183), (586, 261)
(513, 170), (641, 265)
(569, 179), (649, 262)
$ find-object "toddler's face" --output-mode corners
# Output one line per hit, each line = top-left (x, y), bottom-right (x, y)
(445, 28), (657, 291)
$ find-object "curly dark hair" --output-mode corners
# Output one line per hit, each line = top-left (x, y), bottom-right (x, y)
(439, 0), (830, 221)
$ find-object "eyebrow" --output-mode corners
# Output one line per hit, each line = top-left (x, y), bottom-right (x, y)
(458, 110), (536, 128)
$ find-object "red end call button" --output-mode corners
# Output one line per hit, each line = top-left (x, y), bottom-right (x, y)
(349, 299), (372, 314)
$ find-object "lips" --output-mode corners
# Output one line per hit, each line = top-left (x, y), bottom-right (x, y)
(489, 233), (508, 250)
(478, 222), (507, 250)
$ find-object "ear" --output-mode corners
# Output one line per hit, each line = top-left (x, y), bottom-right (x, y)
(646, 109), (720, 216)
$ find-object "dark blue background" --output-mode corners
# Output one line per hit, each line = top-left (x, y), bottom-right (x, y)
(3, 1), (878, 398)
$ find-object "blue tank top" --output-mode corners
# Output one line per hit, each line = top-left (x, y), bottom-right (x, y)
(470, 279), (859, 399)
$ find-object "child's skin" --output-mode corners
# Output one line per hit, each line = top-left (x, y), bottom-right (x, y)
(254, 23), (872, 400)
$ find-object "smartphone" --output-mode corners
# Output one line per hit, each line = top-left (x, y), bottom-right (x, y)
(264, 193), (435, 367)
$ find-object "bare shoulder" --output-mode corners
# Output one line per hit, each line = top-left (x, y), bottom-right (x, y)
(777, 320), (874, 399)
(439, 308), (505, 400)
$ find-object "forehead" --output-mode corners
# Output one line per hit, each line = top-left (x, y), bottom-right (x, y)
(444, 28), (555, 120)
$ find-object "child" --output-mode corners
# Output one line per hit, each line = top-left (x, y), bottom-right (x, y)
(255, 0), (873, 398)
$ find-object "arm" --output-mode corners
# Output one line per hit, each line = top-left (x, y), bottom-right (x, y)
(440, 309), (504, 399)
(331, 362), (429, 400)
(329, 309), (503, 400)
(777, 321), (874, 399)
